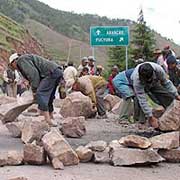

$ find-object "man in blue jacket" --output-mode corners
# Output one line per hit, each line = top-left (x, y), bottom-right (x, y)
(113, 62), (180, 128)
(8, 53), (63, 126)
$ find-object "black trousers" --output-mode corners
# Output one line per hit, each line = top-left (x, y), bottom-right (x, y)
(134, 83), (175, 122)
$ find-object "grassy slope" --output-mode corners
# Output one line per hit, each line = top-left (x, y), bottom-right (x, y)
(0, 13), (25, 50)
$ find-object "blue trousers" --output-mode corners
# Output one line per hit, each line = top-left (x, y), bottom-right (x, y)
(36, 68), (63, 112)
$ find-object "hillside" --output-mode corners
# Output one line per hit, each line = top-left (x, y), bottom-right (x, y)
(0, 13), (44, 74)
(24, 19), (108, 65)
(0, 0), (180, 65)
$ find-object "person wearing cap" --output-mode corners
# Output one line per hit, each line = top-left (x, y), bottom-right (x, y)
(153, 49), (168, 73)
(107, 65), (119, 95)
(63, 61), (78, 94)
(166, 55), (180, 94)
(72, 75), (107, 118)
(95, 65), (104, 76)
(88, 56), (96, 75)
(8, 53), (63, 126)
(78, 57), (89, 77)
(113, 62), (180, 128)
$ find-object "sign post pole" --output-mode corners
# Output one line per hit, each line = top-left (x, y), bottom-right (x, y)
(125, 46), (128, 70)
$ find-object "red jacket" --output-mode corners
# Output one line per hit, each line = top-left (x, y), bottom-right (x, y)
(107, 75), (115, 94)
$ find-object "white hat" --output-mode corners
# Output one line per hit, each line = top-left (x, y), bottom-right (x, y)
(9, 53), (19, 64)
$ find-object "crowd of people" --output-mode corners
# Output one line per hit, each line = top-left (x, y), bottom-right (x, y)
(1, 45), (179, 128)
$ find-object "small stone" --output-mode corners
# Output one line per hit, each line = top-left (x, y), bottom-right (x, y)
(94, 147), (110, 163)
(150, 131), (179, 150)
(52, 157), (64, 169)
(119, 135), (152, 149)
(76, 146), (93, 162)
(86, 140), (107, 152)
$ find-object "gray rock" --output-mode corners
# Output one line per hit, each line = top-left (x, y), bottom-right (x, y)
(159, 100), (180, 131)
(76, 146), (93, 162)
(21, 117), (49, 144)
(94, 147), (110, 163)
(86, 140), (107, 152)
(24, 143), (46, 165)
(150, 131), (179, 149)
(61, 116), (86, 138)
(110, 147), (164, 166)
(60, 92), (95, 118)
(42, 128), (79, 166)
(158, 147), (180, 163)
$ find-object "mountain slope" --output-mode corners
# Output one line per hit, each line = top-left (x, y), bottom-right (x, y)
(0, 0), (179, 65)
(24, 19), (108, 65)
(0, 13), (44, 74)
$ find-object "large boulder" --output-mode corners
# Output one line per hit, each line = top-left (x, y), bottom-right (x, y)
(110, 147), (164, 166)
(0, 100), (34, 124)
(61, 116), (86, 138)
(159, 100), (180, 131)
(76, 146), (93, 163)
(21, 117), (49, 144)
(104, 94), (121, 111)
(60, 92), (95, 118)
(158, 147), (180, 163)
(150, 131), (179, 149)
(0, 95), (17, 105)
(23, 143), (46, 165)
(42, 128), (79, 166)
(119, 135), (152, 149)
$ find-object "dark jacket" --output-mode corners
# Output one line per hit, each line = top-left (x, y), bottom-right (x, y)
(168, 64), (180, 87)
(16, 54), (60, 92)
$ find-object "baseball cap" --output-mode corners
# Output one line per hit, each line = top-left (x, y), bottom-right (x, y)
(9, 53), (19, 64)
(88, 56), (96, 61)
(166, 55), (177, 65)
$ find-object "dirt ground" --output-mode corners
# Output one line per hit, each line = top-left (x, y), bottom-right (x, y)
(0, 114), (180, 180)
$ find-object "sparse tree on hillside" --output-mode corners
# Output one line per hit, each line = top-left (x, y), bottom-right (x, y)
(131, 10), (155, 61)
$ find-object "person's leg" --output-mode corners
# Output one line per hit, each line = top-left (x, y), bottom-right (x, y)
(96, 85), (107, 116)
(133, 96), (146, 123)
(119, 98), (134, 121)
(149, 83), (174, 108)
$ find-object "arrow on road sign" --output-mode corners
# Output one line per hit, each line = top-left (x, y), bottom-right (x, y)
(96, 30), (101, 35)
(119, 37), (124, 42)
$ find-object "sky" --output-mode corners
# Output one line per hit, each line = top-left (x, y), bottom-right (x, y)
(39, 0), (180, 45)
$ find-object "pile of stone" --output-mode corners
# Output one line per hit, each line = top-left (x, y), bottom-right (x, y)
(75, 131), (180, 166)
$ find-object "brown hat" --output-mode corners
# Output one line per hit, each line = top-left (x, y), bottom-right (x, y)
(153, 49), (162, 54)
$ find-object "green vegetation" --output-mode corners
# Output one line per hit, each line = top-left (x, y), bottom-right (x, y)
(0, 13), (26, 50)
(131, 22), (155, 61)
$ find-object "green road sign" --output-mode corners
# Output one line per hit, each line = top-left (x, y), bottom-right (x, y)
(90, 26), (129, 46)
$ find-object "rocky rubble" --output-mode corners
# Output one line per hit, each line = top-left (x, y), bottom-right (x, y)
(158, 100), (180, 131)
